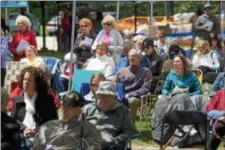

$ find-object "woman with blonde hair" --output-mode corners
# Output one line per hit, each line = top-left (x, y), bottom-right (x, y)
(192, 41), (220, 74)
(20, 45), (45, 68)
(10, 15), (37, 61)
(74, 18), (96, 68)
(92, 15), (124, 64)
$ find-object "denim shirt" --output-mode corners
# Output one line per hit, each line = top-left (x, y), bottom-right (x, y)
(210, 72), (225, 96)
(1, 36), (8, 69)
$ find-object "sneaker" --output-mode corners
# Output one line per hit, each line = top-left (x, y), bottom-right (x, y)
(174, 129), (183, 137)
(189, 128), (198, 136)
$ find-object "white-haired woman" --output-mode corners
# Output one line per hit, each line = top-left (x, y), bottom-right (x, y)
(10, 15), (37, 61)
(92, 15), (124, 64)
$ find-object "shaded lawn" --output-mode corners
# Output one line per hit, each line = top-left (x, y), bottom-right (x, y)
(38, 51), (219, 148)
(38, 51), (159, 147)
(133, 120), (158, 147)
(39, 50), (65, 59)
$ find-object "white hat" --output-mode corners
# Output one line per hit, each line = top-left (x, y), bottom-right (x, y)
(64, 52), (77, 63)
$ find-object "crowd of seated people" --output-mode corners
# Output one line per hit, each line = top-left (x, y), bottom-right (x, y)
(2, 8), (225, 150)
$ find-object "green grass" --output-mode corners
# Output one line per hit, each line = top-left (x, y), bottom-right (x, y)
(133, 120), (158, 147)
(39, 50), (65, 59)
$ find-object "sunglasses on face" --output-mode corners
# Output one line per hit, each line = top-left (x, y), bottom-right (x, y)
(103, 23), (111, 26)
(80, 24), (88, 28)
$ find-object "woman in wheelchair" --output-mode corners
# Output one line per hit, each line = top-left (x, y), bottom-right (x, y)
(11, 66), (58, 146)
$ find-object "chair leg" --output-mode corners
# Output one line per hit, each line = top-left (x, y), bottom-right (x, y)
(205, 121), (208, 150)
(160, 122), (164, 149)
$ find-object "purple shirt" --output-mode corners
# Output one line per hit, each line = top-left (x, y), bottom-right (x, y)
(116, 66), (152, 98)
(1, 36), (8, 68)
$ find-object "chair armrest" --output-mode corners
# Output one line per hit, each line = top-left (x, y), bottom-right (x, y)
(140, 92), (151, 98)
(130, 133), (141, 140)
(59, 91), (70, 100)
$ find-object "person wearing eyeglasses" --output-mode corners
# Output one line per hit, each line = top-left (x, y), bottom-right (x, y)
(84, 73), (106, 102)
(92, 15), (124, 64)
(195, 3), (220, 40)
(83, 81), (138, 150)
(74, 18), (96, 68)
(10, 15), (37, 61)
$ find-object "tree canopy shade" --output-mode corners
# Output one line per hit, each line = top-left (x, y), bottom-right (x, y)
(1, 1), (28, 8)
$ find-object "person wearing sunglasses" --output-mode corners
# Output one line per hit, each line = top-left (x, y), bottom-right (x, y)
(195, 3), (220, 40)
(74, 18), (97, 68)
(92, 15), (124, 64)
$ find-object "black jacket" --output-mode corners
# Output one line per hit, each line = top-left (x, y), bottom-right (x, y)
(147, 52), (164, 77)
(11, 93), (58, 129)
(1, 112), (22, 150)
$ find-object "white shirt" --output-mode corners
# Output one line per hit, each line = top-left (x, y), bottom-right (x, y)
(85, 55), (115, 78)
(23, 92), (37, 129)
(192, 51), (220, 69)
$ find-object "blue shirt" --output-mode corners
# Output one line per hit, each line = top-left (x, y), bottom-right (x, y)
(210, 72), (225, 96)
(112, 55), (151, 75)
(1, 36), (7, 69)
(162, 70), (202, 96)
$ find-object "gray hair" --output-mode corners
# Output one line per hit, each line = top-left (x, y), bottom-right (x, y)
(1, 88), (9, 103)
(15, 15), (32, 29)
(128, 48), (142, 58)
(123, 40), (134, 50)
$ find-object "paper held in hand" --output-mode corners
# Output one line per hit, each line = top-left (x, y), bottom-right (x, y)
(83, 36), (93, 46)
(16, 39), (29, 52)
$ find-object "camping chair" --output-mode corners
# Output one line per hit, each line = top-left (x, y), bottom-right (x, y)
(218, 57), (225, 72)
(125, 133), (141, 150)
(191, 69), (203, 85)
(59, 69), (101, 102)
(160, 110), (208, 150)
(138, 80), (164, 122)
(203, 72), (219, 84)
(43, 56), (65, 93)
(4, 61), (26, 94)
(80, 83), (127, 106)
(71, 69), (102, 93)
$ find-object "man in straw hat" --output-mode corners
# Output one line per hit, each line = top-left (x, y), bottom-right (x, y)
(83, 81), (138, 150)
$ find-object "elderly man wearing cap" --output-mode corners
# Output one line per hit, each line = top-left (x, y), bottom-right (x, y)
(33, 91), (101, 150)
(116, 49), (152, 121)
(83, 81), (138, 150)
(195, 3), (220, 40)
